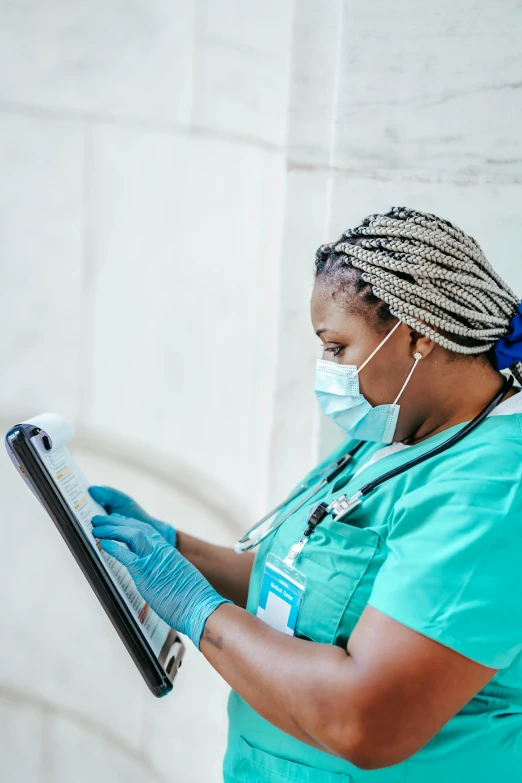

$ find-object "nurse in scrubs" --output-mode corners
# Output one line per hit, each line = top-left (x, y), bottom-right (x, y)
(90, 207), (522, 782)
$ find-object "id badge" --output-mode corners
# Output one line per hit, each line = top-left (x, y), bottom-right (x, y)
(256, 552), (306, 635)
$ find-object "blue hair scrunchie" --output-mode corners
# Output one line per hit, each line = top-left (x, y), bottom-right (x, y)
(493, 301), (522, 371)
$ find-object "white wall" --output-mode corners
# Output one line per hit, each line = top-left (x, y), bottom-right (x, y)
(1, 2), (521, 782)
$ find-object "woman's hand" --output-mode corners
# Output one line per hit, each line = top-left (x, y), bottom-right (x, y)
(89, 486), (176, 547)
(91, 513), (230, 647)
(89, 486), (254, 607)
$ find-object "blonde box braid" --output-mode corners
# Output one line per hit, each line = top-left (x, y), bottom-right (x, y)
(315, 207), (522, 384)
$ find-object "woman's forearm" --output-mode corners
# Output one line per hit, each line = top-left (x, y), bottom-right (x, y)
(176, 531), (254, 608)
(200, 603), (360, 759)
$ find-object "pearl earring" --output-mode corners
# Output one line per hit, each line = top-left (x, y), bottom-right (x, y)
(414, 352), (423, 360)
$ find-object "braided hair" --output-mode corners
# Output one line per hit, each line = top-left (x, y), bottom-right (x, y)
(315, 206), (522, 384)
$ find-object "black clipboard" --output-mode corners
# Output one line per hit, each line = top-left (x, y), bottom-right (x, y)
(5, 417), (185, 697)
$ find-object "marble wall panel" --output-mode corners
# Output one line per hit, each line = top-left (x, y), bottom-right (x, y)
(192, 0), (294, 147)
(0, 111), (84, 421)
(42, 714), (160, 783)
(287, 0), (343, 165)
(86, 124), (286, 513)
(335, 0), (522, 174)
(0, 697), (42, 783)
(0, 1), (194, 125)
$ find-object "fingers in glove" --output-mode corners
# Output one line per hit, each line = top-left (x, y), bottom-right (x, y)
(89, 485), (131, 508)
(99, 539), (138, 569)
(89, 486), (148, 520)
(92, 512), (160, 535)
(92, 522), (155, 557)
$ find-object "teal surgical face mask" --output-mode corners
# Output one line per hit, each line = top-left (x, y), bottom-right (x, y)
(314, 320), (422, 444)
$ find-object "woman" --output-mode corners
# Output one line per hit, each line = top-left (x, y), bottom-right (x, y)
(89, 207), (522, 782)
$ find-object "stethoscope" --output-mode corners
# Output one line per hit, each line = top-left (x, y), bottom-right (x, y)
(234, 375), (514, 554)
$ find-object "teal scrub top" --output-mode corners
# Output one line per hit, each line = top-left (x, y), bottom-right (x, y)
(223, 411), (522, 783)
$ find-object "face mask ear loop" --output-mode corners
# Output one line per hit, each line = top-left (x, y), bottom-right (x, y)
(393, 352), (422, 405)
(356, 319), (402, 376)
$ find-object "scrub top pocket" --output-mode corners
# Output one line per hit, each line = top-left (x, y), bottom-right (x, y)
(295, 523), (380, 647)
(234, 736), (352, 783)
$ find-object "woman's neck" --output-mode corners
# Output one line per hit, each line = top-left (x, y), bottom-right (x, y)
(403, 369), (517, 446)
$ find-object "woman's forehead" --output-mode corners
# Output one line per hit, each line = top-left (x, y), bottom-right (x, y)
(311, 279), (367, 327)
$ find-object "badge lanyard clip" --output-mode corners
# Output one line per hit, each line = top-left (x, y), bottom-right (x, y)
(283, 501), (329, 567)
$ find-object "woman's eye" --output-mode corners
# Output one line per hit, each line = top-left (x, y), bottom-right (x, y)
(324, 346), (344, 357)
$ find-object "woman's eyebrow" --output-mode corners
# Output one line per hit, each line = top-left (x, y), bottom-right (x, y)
(316, 328), (341, 337)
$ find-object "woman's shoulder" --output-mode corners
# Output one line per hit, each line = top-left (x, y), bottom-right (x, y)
(450, 410), (522, 463)
(394, 412), (522, 520)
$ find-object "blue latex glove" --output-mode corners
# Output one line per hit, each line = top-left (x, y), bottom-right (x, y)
(91, 513), (230, 648)
(88, 486), (176, 547)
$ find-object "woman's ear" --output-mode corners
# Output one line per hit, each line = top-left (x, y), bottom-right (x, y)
(409, 330), (436, 359)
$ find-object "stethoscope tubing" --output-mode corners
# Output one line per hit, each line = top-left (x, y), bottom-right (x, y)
(235, 375), (514, 551)
(234, 442), (365, 552)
